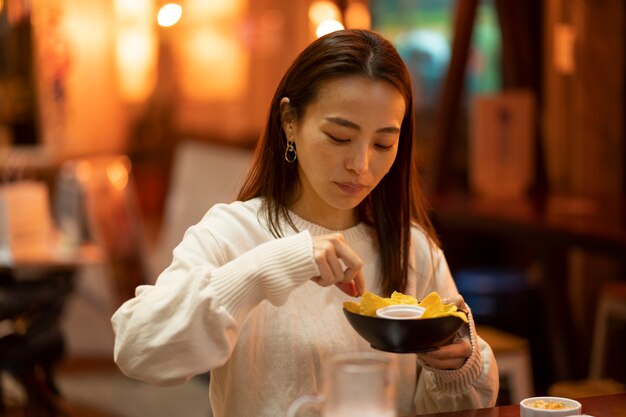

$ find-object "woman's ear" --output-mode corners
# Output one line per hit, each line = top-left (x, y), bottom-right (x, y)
(280, 97), (296, 136)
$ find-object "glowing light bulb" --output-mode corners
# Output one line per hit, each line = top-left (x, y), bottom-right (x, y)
(316, 19), (344, 38)
(107, 158), (130, 191)
(158, 3), (182, 27)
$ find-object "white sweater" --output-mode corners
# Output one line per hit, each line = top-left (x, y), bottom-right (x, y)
(112, 197), (498, 417)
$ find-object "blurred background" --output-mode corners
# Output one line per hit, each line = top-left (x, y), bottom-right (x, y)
(0, 0), (624, 415)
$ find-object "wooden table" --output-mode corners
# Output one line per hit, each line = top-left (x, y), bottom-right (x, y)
(407, 393), (626, 417)
(0, 244), (103, 415)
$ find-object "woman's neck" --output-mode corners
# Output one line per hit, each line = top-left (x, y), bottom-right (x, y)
(288, 200), (358, 231)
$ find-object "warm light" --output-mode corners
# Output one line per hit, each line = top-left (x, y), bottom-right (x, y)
(116, 27), (157, 103)
(186, 0), (244, 21)
(309, 1), (341, 26)
(345, 2), (370, 29)
(157, 3), (182, 27)
(114, 0), (157, 103)
(114, 0), (150, 21)
(179, 28), (248, 100)
(75, 161), (93, 183)
(316, 19), (344, 38)
(106, 158), (130, 191)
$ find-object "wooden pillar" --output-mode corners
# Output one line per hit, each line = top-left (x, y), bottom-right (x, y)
(428, 0), (478, 194)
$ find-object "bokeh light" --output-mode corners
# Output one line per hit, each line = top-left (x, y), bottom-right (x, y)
(309, 1), (341, 26)
(157, 3), (183, 27)
(316, 19), (344, 38)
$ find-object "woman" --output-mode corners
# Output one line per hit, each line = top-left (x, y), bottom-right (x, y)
(112, 29), (498, 416)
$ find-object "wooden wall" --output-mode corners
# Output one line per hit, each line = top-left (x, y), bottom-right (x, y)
(543, 0), (625, 200)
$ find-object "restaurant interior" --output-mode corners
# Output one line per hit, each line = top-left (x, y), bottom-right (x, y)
(0, 0), (624, 416)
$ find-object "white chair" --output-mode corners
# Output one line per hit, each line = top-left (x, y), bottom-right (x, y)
(147, 141), (253, 282)
(549, 281), (626, 397)
(477, 325), (534, 404)
(589, 282), (626, 379)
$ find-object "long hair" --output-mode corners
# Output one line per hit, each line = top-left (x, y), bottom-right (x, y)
(238, 29), (438, 296)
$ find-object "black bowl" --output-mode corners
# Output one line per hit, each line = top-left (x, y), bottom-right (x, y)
(343, 308), (465, 353)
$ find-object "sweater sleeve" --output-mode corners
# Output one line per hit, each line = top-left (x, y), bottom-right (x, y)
(111, 225), (319, 386)
(413, 308), (500, 411)
(412, 245), (500, 411)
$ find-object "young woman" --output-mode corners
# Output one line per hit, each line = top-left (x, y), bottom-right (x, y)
(112, 29), (498, 417)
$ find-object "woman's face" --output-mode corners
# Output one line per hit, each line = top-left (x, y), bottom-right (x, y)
(285, 76), (406, 230)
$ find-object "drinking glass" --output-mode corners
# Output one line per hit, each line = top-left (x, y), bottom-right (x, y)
(286, 351), (397, 417)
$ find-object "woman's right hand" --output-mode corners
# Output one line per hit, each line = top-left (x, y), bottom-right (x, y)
(312, 233), (365, 297)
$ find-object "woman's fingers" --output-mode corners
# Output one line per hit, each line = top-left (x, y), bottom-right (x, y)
(335, 281), (358, 297)
(312, 233), (365, 296)
(442, 294), (466, 310)
(351, 270), (365, 296)
(312, 235), (344, 286)
(417, 337), (471, 370)
(334, 270), (365, 296)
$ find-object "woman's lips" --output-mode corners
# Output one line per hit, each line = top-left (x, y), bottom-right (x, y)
(336, 182), (366, 195)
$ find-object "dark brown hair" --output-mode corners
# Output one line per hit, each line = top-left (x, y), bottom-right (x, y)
(238, 29), (438, 296)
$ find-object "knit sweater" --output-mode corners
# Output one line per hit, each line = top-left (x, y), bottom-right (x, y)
(112, 197), (498, 417)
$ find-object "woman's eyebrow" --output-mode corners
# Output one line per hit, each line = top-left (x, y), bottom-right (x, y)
(325, 116), (400, 134)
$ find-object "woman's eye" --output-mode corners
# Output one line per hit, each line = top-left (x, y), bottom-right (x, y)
(327, 134), (350, 143)
(375, 143), (395, 150)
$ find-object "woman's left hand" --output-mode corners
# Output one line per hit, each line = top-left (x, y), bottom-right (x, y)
(417, 293), (471, 370)
(416, 337), (471, 370)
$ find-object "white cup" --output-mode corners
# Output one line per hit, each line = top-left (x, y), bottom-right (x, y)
(520, 396), (582, 417)
(376, 305), (425, 320)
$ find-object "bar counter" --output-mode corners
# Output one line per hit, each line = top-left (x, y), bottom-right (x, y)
(407, 393), (626, 417)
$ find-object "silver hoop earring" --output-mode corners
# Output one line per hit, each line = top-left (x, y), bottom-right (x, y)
(284, 140), (297, 163)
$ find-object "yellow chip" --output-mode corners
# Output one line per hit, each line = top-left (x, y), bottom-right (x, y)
(422, 303), (452, 318)
(390, 291), (418, 305)
(359, 291), (399, 317)
(343, 301), (360, 314)
(450, 310), (469, 323)
(419, 294), (469, 323)
(418, 291), (443, 310)
(343, 290), (468, 323)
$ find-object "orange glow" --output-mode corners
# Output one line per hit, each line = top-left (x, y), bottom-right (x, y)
(309, 1), (341, 26)
(316, 19), (344, 38)
(75, 161), (93, 183)
(260, 9), (284, 31)
(345, 2), (370, 29)
(185, 0), (244, 21)
(115, 28), (157, 103)
(174, 0), (248, 101)
(114, 0), (148, 21)
(179, 28), (248, 101)
(106, 158), (130, 191)
(114, 0), (157, 103)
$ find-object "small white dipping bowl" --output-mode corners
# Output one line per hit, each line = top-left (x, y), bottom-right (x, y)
(520, 396), (582, 417)
(376, 305), (426, 320)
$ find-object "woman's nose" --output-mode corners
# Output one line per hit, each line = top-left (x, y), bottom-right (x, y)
(346, 146), (369, 174)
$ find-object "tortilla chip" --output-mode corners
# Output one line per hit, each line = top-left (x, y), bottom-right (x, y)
(343, 301), (361, 314)
(358, 291), (400, 317)
(390, 291), (419, 305)
(344, 290), (469, 323)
